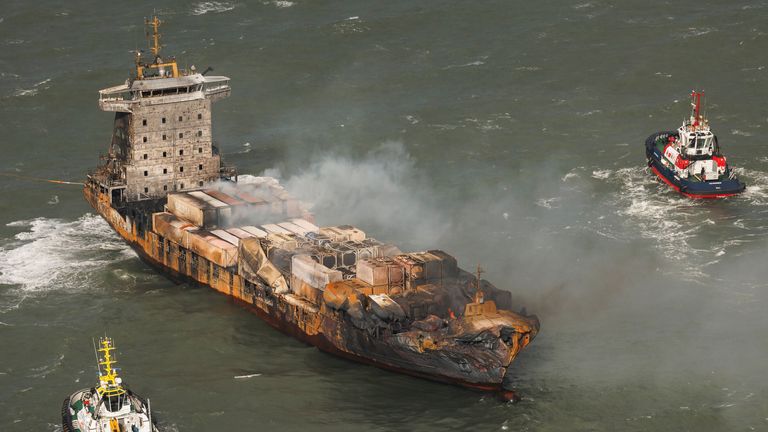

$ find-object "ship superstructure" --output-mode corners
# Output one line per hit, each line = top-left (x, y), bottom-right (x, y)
(84, 17), (539, 400)
(92, 16), (231, 203)
(62, 337), (158, 432)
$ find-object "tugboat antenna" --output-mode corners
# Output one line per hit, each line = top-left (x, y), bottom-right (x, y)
(92, 337), (102, 377)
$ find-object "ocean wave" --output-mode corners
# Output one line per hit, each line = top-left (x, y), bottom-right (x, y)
(332, 16), (369, 34)
(0, 214), (132, 296)
(13, 78), (51, 97)
(191, 1), (235, 15)
(264, 0), (294, 7)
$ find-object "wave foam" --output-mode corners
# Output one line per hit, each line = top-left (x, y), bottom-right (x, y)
(191, 1), (235, 15)
(0, 214), (132, 295)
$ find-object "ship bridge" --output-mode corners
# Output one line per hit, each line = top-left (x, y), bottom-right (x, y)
(99, 74), (230, 113)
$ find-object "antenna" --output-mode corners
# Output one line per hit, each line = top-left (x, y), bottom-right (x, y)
(145, 16), (162, 58)
(475, 264), (485, 304)
(92, 337), (102, 377)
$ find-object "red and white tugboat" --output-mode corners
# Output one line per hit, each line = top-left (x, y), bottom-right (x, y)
(644, 91), (745, 198)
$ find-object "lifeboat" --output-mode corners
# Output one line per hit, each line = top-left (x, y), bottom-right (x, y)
(645, 91), (745, 198)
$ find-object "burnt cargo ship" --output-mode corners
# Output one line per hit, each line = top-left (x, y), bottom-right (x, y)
(84, 17), (539, 399)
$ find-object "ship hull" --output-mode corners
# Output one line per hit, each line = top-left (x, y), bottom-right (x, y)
(645, 131), (745, 199)
(84, 185), (524, 399)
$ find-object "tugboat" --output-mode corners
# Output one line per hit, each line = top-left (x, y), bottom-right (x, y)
(645, 91), (745, 198)
(62, 336), (158, 432)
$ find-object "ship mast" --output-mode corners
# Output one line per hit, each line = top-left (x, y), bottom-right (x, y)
(146, 16), (162, 58)
(474, 264), (485, 304)
(96, 336), (126, 398)
(691, 90), (704, 129)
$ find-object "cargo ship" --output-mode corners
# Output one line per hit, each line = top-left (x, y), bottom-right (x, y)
(84, 17), (540, 400)
(645, 91), (745, 198)
(62, 336), (158, 432)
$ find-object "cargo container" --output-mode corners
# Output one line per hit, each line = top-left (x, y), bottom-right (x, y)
(277, 221), (310, 236)
(189, 191), (233, 227)
(166, 193), (217, 228)
(290, 218), (319, 233)
(241, 225), (268, 238)
(187, 230), (238, 268)
(210, 229), (241, 247)
(291, 255), (343, 291)
(226, 227), (255, 239)
(261, 223), (292, 235)
(356, 258), (404, 286)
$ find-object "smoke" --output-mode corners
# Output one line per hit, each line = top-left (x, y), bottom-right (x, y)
(256, 139), (768, 410)
(267, 141), (452, 250)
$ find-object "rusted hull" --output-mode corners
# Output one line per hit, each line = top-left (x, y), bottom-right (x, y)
(84, 185), (527, 397)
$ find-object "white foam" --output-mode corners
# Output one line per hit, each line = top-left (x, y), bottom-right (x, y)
(13, 78), (51, 97)
(263, 0), (294, 7)
(0, 214), (132, 294)
(191, 1), (235, 15)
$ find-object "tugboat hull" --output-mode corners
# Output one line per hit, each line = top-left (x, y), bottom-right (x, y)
(645, 131), (745, 198)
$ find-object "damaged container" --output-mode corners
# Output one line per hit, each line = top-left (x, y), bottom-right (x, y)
(189, 191), (233, 227)
(368, 294), (406, 321)
(166, 193), (217, 228)
(291, 255), (343, 292)
(356, 258), (404, 287)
